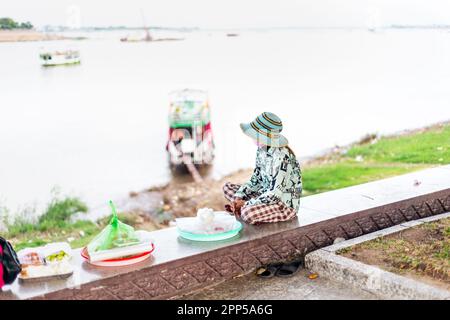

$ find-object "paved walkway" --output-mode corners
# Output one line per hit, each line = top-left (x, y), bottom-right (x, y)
(181, 269), (379, 300)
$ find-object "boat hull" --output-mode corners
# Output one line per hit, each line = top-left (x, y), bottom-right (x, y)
(40, 54), (81, 67)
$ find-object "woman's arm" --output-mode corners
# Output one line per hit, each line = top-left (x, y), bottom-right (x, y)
(233, 166), (263, 200)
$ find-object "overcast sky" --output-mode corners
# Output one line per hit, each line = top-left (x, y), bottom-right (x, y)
(1, 0), (449, 28)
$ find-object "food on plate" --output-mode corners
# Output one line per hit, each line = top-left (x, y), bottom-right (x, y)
(87, 201), (140, 254)
(19, 252), (44, 267)
(85, 201), (154, 264)
(197, 207), (215, 225)
(176, 210), (239, 235)
(87, 230), (154, 262)
(21, 261), (73, 279)
(17, 243), (74, 281)
(45, 250), (69, 262)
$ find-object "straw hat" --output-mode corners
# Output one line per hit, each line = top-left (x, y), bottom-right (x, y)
(240, 112), (288, 147)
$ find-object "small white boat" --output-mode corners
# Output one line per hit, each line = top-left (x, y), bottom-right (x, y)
(39, 50), (81, 66)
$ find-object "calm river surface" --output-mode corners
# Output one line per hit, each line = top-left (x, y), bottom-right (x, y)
(1, 28), (450, 215)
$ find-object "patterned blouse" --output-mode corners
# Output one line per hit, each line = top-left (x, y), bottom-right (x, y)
(234, 146), (302, 212)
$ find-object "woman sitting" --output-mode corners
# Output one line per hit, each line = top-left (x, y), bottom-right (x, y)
(223, 112), (302, 225)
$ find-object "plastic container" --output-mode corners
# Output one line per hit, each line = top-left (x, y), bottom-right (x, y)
(81, 243), (155, 267)
(176, 211), (244, 242)
(178, 221), (243, 241)
(176, 212), (239, 235)
(88, 237), (153, 262)
(17, 242), (73, 283)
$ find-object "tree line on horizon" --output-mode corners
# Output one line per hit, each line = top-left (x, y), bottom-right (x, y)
(0, 17), (33, 30)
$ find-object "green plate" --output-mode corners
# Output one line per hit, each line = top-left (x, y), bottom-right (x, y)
(177, 222), (243, 242)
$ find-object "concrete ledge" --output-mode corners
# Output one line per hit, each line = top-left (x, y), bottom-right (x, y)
(305, 212), (450, 300)
(1, 166), (450, 300)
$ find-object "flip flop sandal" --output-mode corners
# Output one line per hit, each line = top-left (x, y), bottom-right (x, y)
(256, 263), (283, 279)
(275, 260), (304, 278)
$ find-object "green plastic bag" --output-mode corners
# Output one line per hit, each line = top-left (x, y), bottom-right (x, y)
(87, 201), (140, 253)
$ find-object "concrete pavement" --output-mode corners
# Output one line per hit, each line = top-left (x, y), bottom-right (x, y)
(181, 269), (378, 300)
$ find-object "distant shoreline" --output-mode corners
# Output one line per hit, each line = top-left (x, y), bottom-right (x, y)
(2, 26), (448, 43)
(0, 29), (84, 42)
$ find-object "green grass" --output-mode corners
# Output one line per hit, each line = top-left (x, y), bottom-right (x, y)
(10, 220), (99, 252)
(3, 194), (101, 251)
(346, 125), (450, 164)
(340, 218), (450, 281)
(6, 197), (88, 237)
(3, 194), (150, 251)
(303, 123), (449, 195)
(303, 161), (426, 194)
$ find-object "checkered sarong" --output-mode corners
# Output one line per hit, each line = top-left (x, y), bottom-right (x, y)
(222, 182), (297, 225)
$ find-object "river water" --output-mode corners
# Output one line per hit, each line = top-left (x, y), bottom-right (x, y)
(1, 28), (450, 215)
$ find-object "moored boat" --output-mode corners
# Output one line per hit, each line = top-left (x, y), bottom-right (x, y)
(39, 50), (81, 66)
(166, 89), (215, 170)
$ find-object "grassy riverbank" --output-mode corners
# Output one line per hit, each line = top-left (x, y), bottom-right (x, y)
(2, 122), (449, 251)
(340, 217), (450, 290)
(302, 122), (450, 194)
(0, 195), (145, 251)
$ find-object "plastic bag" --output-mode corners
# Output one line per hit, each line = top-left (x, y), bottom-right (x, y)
(176, 211), (237, 235)
(87, 201), (140, 253)
(88, 231), (154, 262)
(0, 236), (22, 286)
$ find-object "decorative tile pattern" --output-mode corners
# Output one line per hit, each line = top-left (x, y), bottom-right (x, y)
(132, 274), (176, 298)
(385, 209), (406, 225)
(322, 226), (349, 241)
(306, 231), (332, 248)
(268, 239), (298, 259)
(288, 235), (317, 255)
(355, 216), (379, 234)
(108, 282), (152, 300)
(206, 256), (243, 277)
(229, 251), (262, 272)
(339, 221), (364, 238)
(250, 244), (281, 264)
(371, 212), (394, 229)
(60, 287), (116, 300)
(160, 267), (199, 290)
(413, 202), (433, 218)
(183, 261), (220, 283)
(440, 195), (450, 211)
(401, 205), (420, 221)
(427, 199), (445, 215)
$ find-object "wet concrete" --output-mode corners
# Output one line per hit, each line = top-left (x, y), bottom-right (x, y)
(180, 269), (378, 300)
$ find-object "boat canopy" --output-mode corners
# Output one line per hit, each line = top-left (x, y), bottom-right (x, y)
(169, 89), (210, 128)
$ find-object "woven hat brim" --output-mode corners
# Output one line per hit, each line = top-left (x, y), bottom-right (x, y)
(240, 123), (288, 147)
